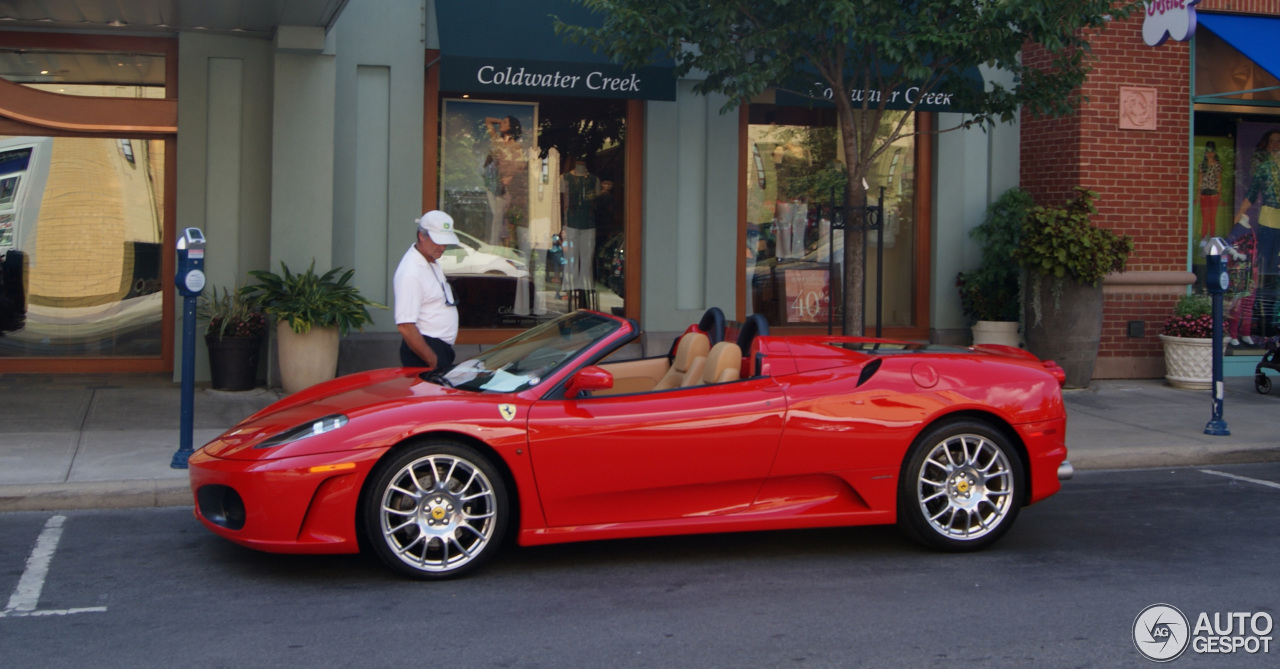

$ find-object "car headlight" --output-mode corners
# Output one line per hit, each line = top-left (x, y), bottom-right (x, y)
(255, 414), (349, 449)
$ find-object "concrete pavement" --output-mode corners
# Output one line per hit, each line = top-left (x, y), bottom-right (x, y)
(1, 371), (1278, 511)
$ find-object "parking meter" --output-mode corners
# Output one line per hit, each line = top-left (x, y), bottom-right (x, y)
(1204, 237), (1229, 436)
(172, 228), (206, 468)
(175, 228), (206, 297)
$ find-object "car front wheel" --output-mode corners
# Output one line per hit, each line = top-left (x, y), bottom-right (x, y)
(898, 420), (1025, 551)
(363, 441), (508, 579)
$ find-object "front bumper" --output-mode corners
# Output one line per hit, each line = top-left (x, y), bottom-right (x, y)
(188, 446), (384, 554)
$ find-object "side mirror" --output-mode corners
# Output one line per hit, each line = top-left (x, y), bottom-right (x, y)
(565, 365), (613, 398)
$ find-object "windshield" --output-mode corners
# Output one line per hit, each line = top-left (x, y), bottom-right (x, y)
(440, 312), (622, 393)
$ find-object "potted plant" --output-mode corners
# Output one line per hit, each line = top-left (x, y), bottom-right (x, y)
(198, 285), (267, 391)
(1160, 292), (1215, 390)
(242, 261), (384, 395)
(956, 188), (1033, 347)
(1013, 188), (1134, 388)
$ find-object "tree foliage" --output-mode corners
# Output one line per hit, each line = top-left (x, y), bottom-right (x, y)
(556, 0), (1138, 333)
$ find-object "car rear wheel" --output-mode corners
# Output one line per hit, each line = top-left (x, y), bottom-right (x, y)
(897, 420), (1024, 551)
(362, 441), (508, 579)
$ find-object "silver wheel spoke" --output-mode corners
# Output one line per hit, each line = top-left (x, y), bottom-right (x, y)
(394, 533), (424, 556)
(386, 519), (415, 533)
(390, 483), (418, 498)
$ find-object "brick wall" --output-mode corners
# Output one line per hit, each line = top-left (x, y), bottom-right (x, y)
(1019, 2), (1280, 378)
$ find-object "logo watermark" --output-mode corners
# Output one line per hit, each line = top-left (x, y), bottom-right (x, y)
(1134, 604), (1190, 662)
(1134, 604), (1273, 662)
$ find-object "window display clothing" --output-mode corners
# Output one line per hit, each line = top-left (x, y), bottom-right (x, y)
(1239, 135), (1280, 276)
(774, 199), (808, 261)
(562, 166), (599, 292)
(1199, 151), (1222, 240)
(1227, 232), (1259, 345)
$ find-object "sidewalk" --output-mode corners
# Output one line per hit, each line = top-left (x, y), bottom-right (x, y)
(1, 372), (1278, 511)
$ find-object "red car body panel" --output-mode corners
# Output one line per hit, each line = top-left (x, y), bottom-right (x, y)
(189, 312), (1068, 557)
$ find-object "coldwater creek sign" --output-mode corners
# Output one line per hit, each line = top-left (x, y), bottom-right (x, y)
(442, 57), (677, 101)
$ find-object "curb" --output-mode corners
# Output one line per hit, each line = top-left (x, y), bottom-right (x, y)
(0, 480), (191, 512)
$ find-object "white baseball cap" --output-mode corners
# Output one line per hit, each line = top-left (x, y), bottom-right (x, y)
(415, 210), (459, 245)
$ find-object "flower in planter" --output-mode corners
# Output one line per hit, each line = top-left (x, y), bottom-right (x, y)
(1162, 293), (1212, 339)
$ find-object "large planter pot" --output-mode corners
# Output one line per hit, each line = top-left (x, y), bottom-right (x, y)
(1159, 334), (1214, 390)
(1023, 275), (1103, 389)
(205, 335), (262, 391)
(972, 320), (1020, 347)
(276, 322), (340, 395)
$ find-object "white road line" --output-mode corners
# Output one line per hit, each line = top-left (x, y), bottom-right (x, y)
(1, 515), (107, 619)
(1200, 469), (1280, 491)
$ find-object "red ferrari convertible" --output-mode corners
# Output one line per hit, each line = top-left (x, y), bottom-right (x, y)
(189, 309), (1071, 579)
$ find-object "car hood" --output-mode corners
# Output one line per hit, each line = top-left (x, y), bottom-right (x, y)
(200, 368), (469, 461)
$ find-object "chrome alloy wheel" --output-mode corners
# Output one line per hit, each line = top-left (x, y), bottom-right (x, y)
(378, 453), (499, 575)
(915, 433), (1014, 541)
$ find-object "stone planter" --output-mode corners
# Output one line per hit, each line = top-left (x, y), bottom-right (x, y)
(1159, 334), (1214, 390)
(205, 335), (262, 391)
(276, 322), (340, 395)
(972, 320), (1020, 348)
(1023, 275), (1103, 389)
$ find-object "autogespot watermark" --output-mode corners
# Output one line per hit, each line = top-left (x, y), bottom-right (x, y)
(1133, 603), (1273, 663)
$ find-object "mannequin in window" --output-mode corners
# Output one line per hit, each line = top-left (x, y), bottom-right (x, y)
(484, 115), (527, 246)
(1198, 141), (1222, 246)
(561, 159), (600, 295)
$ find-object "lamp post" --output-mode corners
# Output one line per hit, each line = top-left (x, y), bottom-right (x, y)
(1203, 237), (1229, 436)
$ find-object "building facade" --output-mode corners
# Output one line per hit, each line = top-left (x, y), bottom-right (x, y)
(1023, 0), (1280, 379)
(0, 0), (1016, 381)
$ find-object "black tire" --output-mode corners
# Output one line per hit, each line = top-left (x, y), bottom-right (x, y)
(897, 420), (1025, 552)
(362, 441), (508, 579)
(1256, 375), (1272, 394)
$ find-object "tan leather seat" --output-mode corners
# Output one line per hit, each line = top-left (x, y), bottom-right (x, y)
(652, 332), (710, 391)
(690, 341), (742, 386)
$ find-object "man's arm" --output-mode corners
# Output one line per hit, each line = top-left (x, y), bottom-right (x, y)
(397, 323), (437, 368)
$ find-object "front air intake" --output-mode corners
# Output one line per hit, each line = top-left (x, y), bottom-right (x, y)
(197, 485), (246, 530)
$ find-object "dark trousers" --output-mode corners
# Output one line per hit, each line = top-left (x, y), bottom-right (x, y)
(399, 334), (456, 371)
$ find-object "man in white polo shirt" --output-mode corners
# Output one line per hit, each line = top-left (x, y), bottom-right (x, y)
(394, 210), (460, 370)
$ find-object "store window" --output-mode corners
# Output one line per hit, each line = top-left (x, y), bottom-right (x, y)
(1194, 113), (1280, 345)
(437, 95), (628, 329)
(0, 35), (175, 368)
(0, 136), (165, 356)
(744, 105), (918, 331)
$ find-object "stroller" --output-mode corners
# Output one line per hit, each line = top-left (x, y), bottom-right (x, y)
(1256, 336), (1280, 393)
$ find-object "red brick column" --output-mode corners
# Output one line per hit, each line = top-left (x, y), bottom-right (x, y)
(1022, 15), (1192, 379)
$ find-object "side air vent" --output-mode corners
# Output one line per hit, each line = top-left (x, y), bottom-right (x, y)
(857, 359), (883, 387)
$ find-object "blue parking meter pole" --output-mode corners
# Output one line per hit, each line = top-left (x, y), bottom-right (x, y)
(171, 228), (207, 468)
(1204, 237), (1229, 436)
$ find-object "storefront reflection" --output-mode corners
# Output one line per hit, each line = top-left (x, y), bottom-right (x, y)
(0, 135), (165, 357)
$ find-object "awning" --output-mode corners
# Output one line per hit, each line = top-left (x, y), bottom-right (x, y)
(1199, 13), (1280, 82)
(434, 0), (677, 101)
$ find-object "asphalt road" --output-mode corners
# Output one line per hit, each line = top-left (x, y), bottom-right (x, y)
(2, 464), (1279, 668)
